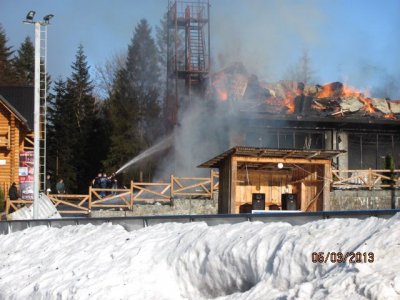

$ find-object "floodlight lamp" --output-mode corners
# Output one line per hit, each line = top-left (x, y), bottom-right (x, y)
(26, 11), (36, 21)
(277, 163), (284, 169)
(43, 14), (54, 23)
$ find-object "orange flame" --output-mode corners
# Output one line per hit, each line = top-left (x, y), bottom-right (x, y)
(316, 83), (378, 114)
(358, 97), (376, 113)
(384, 113), (396, 120)
(283, 91), (295, 113)
(212, 73), (229, 101)
(218, 90), (228, 101)
(316, 84), (335, 98)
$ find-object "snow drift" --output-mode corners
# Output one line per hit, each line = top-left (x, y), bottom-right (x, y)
(0, 214), (399, 299)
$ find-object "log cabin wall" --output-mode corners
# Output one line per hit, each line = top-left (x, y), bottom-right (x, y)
(291, 164), (325, 211)
(0, 104), (11, 185)
(0, 102), (28, 190)
(235, 169), (293, 213)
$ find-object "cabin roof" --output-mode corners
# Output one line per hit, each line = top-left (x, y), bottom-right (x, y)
(0, 86), (33, 130)
(0, 94), (30, 130)
(198, 146), (345, 168)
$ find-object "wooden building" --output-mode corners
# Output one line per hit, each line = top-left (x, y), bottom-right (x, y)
(0, 87), (33, 192)
(199, 146), (343, 213)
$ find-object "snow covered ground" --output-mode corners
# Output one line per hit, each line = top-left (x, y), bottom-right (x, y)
(0, 214), (399, 300)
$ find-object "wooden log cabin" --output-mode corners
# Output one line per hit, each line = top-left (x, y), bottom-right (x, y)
(199, 146), (344, 213)
(0, 87), (34, 194)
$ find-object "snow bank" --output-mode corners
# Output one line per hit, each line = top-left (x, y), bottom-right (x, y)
(0, 214), (399, 300)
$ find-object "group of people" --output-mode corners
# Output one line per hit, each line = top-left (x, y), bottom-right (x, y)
(92, 172), (118, 197)
(8, 175), (65, 201)
(8, 172), (118, 201)
(46, 175), (66, 194)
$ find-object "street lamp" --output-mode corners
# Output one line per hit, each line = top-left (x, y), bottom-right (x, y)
(23, 11), (54, 219)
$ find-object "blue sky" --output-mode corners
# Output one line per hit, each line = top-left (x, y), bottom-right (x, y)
(1, 0), (400, 98)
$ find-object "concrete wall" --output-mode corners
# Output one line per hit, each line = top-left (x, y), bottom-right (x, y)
(329, 189), (400, 210)
(90, 198), (218, 218)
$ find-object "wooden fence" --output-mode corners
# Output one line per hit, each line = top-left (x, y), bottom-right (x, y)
(47, 194), (90, 215)
(4, 169), (399, 215)
(90, 187), (132, 210)
(4, 171), (219, 215)
(332, 169), (400, 189)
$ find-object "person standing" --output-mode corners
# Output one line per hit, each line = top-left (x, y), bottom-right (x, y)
(56, 178), (66, 194)
(99, 173), (110, 197)
(8, 182), (20, 200)
(92, 173), (102, 188)
(46, 174), (53, 194)
(110, 172), (118, 195)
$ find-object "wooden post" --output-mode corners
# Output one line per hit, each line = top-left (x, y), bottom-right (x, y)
(5, 193), (10, 215)
(230, 157), (237, 213)
(368, 168), (372, 190)
(88, 186), (92, 210)
(130, 180), (134, 210)
(323, 163), (332, 211)
(210, 170), (214, 196)
(170, 175), (174, 198)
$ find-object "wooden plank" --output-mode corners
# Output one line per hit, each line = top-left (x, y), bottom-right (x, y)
(132, 182), (171, 187)
(231, 156), (237, 213)
(90, 204), (129, 208)
(92, 192), (131, 206)
(173, 177), (184, 189)
(323, 163), (331, 211)
(58, 210), (89, 215)
(233, 156), (331, 165)
(161, 185), (171, 194)
(132, 185), (170, 199)
(48, 194), (89, 199)
(49, 198), (88, 211)
(173, 180), (210, 193)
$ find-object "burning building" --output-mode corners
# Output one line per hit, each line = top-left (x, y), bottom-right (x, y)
(163, 1), (399, 213)
(200, 63), (400, 213)
(210, 62), (400, 171)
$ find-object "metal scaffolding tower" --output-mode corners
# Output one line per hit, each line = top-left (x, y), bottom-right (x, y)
(166, 0), (210, 126)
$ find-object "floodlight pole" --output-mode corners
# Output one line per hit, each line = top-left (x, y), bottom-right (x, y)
(33, 22), (40, 219)
(24, 12), (53, 219)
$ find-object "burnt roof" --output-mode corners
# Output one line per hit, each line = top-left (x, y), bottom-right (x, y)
(198, 146), (345, 168)
(0, 86), (34, 130)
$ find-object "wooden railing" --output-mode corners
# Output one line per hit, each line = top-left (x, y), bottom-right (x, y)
(47, 194), (90, 215)
(132, 182), (171, 203)
(2, 172), (219, 216)
(332, 169), (400, 189)
(89, 187), (132, 210)
(171, 171), (218, 198)
(4, 168), (400, 216)
(132, 171), (219, 204)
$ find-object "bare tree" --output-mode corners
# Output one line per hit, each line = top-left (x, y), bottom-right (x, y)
(94, 51), (126, 99)
(285, 48), (315, 85)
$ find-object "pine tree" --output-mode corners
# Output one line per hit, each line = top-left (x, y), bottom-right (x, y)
(14, 36), (35, 85)
(47, 78), (77, 190)
(65, 45), (101, 192)
(0, 24), (17, 85)
(127, 19), (162, 146)
(47, 45), (109, 193)
(104, 19), (162, 182)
